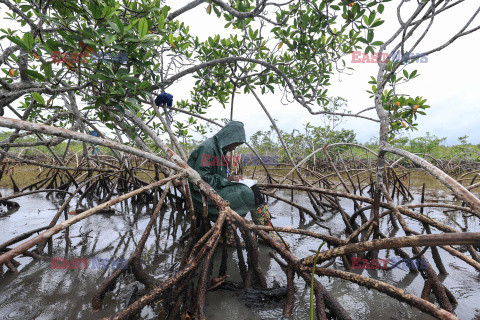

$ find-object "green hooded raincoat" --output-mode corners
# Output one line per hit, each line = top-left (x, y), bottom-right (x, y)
(187, 121), (256, 218)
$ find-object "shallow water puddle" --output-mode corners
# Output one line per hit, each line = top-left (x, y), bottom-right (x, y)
(0, 188), (479, 319)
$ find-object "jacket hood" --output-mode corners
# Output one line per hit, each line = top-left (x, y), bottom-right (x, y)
(214, 121), (246, 149)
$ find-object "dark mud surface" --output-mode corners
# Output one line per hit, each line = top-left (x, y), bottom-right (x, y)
(0, 187), (479, 319)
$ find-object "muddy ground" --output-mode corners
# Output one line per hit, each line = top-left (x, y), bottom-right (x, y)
(0, 183), (479, 319)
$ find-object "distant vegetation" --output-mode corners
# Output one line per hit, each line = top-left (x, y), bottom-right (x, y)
(0, 131), (114, 158)
(2, 126), (478, 164)
(373, 133), (480, 161)
(233, 124), (480, 163)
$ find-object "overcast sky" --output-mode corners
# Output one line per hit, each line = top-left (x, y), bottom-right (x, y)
(1, 1), (479, 145)
(167, 0), (480, 145)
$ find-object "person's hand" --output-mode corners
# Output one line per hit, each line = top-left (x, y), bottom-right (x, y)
(227, 175), (243, 182)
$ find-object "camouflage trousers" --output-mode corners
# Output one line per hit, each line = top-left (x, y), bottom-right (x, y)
(252, 203), (273, 227)
(224, 204), (273, 245)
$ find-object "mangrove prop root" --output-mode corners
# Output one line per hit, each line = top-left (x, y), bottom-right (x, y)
(1, 117), (480, 319)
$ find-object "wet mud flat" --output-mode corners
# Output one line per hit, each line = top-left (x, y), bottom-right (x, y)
(0, 187), (479, 319)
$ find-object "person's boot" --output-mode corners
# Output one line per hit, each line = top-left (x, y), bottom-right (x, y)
(252, 203), (272, 226)
(219, 224), (243, 247)
(251, 204), (287, 249)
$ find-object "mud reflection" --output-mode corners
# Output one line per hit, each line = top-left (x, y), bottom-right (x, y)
(0, 188), (479, 319)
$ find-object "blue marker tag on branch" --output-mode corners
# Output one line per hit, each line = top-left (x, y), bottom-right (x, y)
(155, 92), (174, 123)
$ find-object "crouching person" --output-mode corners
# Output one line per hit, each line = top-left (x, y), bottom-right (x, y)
(187, 121), (281, 246)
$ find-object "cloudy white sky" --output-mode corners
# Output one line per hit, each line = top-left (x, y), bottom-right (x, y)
(1, 1), (479, 145)
(167, 0), (480, 145)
